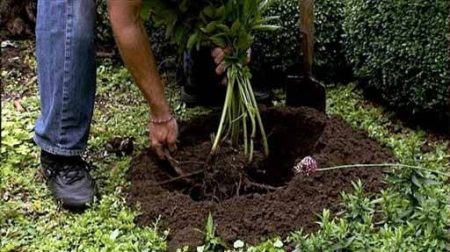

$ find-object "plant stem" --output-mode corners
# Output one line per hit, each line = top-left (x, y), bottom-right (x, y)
(211, 64), (269, 162)
(318, 163), (450, 177)
(242, 113), (248, 156)
(238, 74), (257, 162)
(245, 77), (269, 156)
(211, 69), (235, 154)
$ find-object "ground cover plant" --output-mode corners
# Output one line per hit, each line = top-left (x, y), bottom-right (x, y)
(287, 86), (450, 251)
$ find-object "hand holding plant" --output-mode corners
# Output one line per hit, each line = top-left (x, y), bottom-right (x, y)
(143, 0), (278, 162)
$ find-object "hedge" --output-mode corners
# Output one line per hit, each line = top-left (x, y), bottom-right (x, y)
(343, 0), (450, 118)
(314, 0), (351, 82)
(7, 0), (448, 119)
(252, 0), (351, 84)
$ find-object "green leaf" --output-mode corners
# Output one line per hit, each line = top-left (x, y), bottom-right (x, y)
(411, 175), (422, 188)
(210, 35), (227, 48)
(252, 24), (280, 31)
(201, 21), (219, 34)
(237, 32), (253, 50)
(179, 0), (189, 12)
(202, 6), (216, 18)
(243, 0), (252, 21)
(110, 229), (120, 240)
(140, 0), (152, 19)
(206, 213), (214, 238)
(230, 20), (241, 34)
(259, 0), (277, 12)
(187, 33), (199, 50)
(215, 6), (226, 18)
(216, 24), (231, 33)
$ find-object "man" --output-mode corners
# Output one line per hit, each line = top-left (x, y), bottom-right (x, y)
(35, 0), (228, 208)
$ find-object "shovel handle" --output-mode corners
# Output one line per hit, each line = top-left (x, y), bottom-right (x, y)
(300, 0), (314, 75)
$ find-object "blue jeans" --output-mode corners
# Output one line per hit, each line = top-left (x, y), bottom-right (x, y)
(34, 0), (96, 156)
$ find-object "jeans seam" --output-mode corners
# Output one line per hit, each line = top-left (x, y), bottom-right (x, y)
(59, 0), (74, 148)
(34, 135), (84, 156)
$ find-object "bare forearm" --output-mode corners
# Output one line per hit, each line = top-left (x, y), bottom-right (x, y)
(108, 0), (170, 119)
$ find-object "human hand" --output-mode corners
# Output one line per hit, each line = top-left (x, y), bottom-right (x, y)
(149, 115), (178, 159)
(211, 48), (251, 76)
(211, 48), (229, 76)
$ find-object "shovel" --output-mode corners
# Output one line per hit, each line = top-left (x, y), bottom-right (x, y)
(285, 0), (326, 112)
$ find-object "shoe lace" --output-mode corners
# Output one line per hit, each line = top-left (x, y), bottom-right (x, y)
(61, 160), (91, 184)
(45, 158), (92, 185)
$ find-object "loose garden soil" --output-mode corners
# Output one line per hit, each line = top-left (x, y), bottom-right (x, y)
(126, 107), (394, 250)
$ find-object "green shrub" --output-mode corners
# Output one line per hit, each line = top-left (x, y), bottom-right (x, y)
(343, 0), (450, 118)
(252, 0), (351, 84)
(252, 0), (301, 75)
(314, 0), (352, 82)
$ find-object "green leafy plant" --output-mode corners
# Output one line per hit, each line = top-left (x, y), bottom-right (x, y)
(287, 85), (450, 252)
(196, 213), (227, 252)
(343, 0), (450, 119)
(142, 0), (279, 162)
(252, 0), (352, 84)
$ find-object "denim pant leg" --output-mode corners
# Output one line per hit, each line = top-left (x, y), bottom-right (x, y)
(34, 0), (96, 156)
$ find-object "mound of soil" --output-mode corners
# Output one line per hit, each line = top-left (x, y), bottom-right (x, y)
(127, 107), (394, 250)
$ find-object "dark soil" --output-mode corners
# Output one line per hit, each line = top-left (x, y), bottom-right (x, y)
(1, 44), (32, 74)
(1, 42), (36, 100)
(127, 107), (394, 250)
(0, 0), (36, 39)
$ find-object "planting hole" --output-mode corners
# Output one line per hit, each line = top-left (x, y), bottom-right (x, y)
(133, 107), (327, 202)
(127, 107), (391, 249)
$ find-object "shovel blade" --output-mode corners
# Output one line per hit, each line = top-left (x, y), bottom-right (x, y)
(285, 75), (326, 113)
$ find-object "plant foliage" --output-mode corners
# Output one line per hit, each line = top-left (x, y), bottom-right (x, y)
(343, 0), (450, 118)
(142, 0), (279, 161)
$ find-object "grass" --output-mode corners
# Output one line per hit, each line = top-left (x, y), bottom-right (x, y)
(1, 41), (449, 251)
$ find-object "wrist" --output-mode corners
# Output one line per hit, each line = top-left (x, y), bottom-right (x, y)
(151, 114), (174, 125)
(150, 103), (172, 120)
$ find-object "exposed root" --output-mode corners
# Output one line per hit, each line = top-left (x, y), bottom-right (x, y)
(157, 170), (204, 185)
(245, 180), (282, 191)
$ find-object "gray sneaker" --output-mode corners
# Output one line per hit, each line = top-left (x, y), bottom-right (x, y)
(40, 151), (96, 209)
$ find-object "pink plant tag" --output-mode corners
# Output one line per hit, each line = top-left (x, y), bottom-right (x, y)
(294, 156), (318, 176)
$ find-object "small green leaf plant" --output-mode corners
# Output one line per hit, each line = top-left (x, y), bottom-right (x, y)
(142, 0), (279, 162)
(195, 213), (227, 252)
